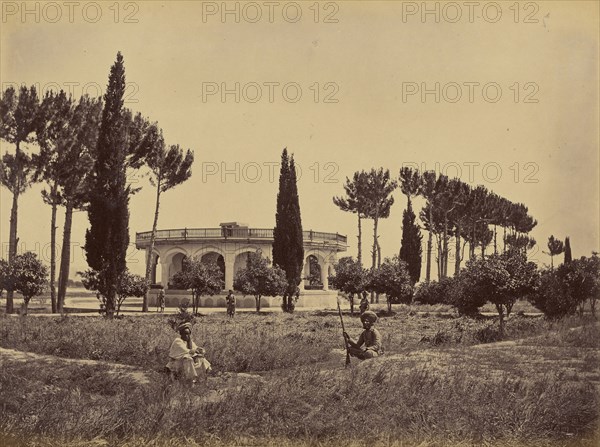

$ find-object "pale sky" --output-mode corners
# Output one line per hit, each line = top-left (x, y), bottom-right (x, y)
(1, 1), (599, 279)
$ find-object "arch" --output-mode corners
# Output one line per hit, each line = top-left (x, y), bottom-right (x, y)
(162, 246), (190, 265)
(200, 251), (226, 280)
(233, 250), (256, 277)
(304, 254), (323, 290)
(168, 253), (190, 288)
(191, 245), (225, 259)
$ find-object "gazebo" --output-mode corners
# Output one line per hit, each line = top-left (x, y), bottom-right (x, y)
(135, 222), (348, 309)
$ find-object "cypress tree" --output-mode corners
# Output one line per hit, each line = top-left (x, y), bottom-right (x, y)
(564, 236), (572, 264)
(272, 148), (304, 312)
(399, 199), (422, 284)
(84, 52), (130, 317)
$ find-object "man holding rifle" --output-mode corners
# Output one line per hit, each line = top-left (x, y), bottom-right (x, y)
(343, 310), (383, 360)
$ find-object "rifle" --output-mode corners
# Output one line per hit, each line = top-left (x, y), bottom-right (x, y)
(337, 299), (351, 367)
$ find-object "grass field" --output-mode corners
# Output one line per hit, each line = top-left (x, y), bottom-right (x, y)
(0, 310), (598, 446)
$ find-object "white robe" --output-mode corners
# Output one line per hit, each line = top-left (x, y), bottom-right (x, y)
(166, 338), (211, 380)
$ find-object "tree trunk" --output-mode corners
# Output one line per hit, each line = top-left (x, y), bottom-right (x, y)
(255, 295), (261, 312)
(144, 179), (162, 312)
(436, 238), (443, 280)
(372, 218), (378, 271)
(57, 202), (74, 314)
(442, 216), (449, 278)
(503, 226), (507, 253)
(493, 225), (497, 254)
(6, 188), (20, 314)
(426, 230), (432, 282)
(49, 184), (58, 314)
(496, 304), (505, 335)
(455, 225), (461, 276)
(372, 217), (379, 303)
(357, 214), (362, 266)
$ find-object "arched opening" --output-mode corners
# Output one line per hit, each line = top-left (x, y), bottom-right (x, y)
(201, 251), (225, 282)
(169, 253), (189, 289)
(234, 251), (255, 278)
(304, 254), (323, 290)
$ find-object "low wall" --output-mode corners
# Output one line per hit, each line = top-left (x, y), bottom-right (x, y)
(148, 289), (340, 309)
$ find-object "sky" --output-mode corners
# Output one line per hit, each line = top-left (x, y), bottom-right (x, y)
(1, 0), (599, 279)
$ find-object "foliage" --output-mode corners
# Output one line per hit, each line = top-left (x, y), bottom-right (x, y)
(171, 257), (224, 314)
(544, 235), (564, 268)
(83, 52), (131, 317)
(233, 250), (287, 312)
(564, 236), (572, 264)
(530, 255), (599, 320)
(272, 149), (304, 312)
(452, 251), (538, 329)
(4, 252), (48, 314)
(79, 268), (148, 316)
(329, 256), (368, 314)
(414, 277), (456, 306)
(363, 168), (397, 270)
(0, 85), (41, 314)
(167, 302), (196, 331)
(367, 256), (413, 312)
(37, 91), (103, 313)
(0, 258), (9, 296)
(399, 199), (422, 284)
(116, 271), (148, 315)
(141, 126), (194, 311)
(333, 170), (371, 265)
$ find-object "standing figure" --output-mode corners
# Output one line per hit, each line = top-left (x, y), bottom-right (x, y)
(343, 310), (382, 360)
(226, 289), (236, 318)
(359, 291), (370, 315)
(166, 322), (212, 383)
(157, 289), (166, 313)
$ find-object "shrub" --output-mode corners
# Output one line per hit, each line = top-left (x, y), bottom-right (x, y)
(414, 277), (455, 305)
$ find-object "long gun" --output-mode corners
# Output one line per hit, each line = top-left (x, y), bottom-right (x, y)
(337, 300), (351, 367)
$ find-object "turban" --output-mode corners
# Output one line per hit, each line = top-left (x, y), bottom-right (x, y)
(360, 311), (378, 323)
(177, 322), (192, 332)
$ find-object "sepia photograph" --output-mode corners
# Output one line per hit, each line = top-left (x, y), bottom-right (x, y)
(0, 1), (599, 446)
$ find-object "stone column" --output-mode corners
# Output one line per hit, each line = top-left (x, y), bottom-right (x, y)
(224, 253), (235, 291)
(321, 261), (329, 290)
(160, 260), (170, 289)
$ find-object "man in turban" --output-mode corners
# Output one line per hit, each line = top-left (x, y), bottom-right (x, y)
(343, 310), (382, 360)
(166, 322), (212, 382)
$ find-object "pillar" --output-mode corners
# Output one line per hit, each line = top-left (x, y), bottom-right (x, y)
(321, 261), (329, 290)
(224, 253), (235, 291)
(160, 260), (170, 288)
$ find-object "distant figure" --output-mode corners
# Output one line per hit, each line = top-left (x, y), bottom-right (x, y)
(343, 310), (382, 360)
(359, 291), (370, 315)
(157, 289), (165, 313)
(226, 290), (236, 318)
(166, 322), (212, 383)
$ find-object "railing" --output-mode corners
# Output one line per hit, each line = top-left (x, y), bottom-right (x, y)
(136, 228), (347, 245)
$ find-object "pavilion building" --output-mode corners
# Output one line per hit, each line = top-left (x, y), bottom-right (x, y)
(135, 222), (347, 309)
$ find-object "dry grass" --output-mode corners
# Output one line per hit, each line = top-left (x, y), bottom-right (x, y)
(0, 312), (598, 446)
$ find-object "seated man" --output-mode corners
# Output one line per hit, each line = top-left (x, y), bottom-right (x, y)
(343, 310), (382, 360)
(166, 322), (212, 382)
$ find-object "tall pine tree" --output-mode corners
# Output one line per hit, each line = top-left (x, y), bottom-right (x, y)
(399, 200), (422, 284)
(564, 236), (572, 264)
(272, 148), (304, 312)
(84, 52), (131, 317)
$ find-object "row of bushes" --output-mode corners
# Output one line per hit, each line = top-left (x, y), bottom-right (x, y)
(414, 253), (599, 320)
